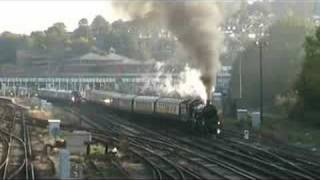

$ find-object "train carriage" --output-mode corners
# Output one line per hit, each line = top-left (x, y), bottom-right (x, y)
(17, 87), (30, 97)
(133, 96), (159, 114)
(71, 91), (82, 104)
(38, 89), (72, 101)
(56, 90), (72, 100)
(38, 89), (54, 100)
(118, 94), (136, 112)
(155, 98), (187, 121)
(40, 88), (222, 135)
(85, 90), (121, 108)
(85, 90), (108, 105)
(38, 88), (81, 105)
(178, 99), (191, 122)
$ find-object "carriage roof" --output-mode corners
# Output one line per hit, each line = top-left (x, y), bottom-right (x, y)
(157, 98), (185, 104)
(134, 96), (159, 102)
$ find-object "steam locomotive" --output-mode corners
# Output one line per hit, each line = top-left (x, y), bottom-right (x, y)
(37, 88), (222, 135)
(85, 89), (222, 135)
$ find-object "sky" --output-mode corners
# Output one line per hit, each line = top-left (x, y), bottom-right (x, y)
(0, 0), (121, 35)
(0, 0), (283, 35)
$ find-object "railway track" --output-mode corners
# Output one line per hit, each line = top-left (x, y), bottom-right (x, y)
(0, 102), (34, 180)
(94, 134), (187, 180)
(222, 128), (320, 159)
(129, 135), (256, 180)
(59, 103), (320, 179)
(25, 101), (319, 179)
(220, 129), (320, 178)
(64, 106), (251, 179)
(0, 107), (10, 172)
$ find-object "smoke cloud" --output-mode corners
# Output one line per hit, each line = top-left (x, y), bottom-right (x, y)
(140, 62), (207, 100)
(113, 1), (224, 100)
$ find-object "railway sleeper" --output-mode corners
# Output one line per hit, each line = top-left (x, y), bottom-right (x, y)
(188, 157), (240, 179)
(181, 138), (308, 179)
(130, 145), (184, 180)
(178, 165), (206, 180)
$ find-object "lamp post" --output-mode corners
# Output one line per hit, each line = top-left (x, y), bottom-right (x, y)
(228, 24), (268, 125)
(248, 32), (267, 125)
(233, 34), (248, 108)
(239, 46), (245, 100)
(228, 31), (245, 109)
(258, 39), (264, 124)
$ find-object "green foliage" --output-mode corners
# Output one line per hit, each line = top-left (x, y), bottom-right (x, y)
(0, 32), (35, 64)
(0, 14), (177, 65)
(91, 15), (110, 50)
(30, 31), (47, 51)
(45, 23), (68, 60)
(230, 16), (309, 110)
(274, 91), (298, 115)
(0, 32), (21, 63)
(296, 26), (320, 113)
(90, 144), (105, 156)
(70, 37), (92, 55)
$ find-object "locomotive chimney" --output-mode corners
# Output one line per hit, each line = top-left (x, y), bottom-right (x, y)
(206, 99), (211, 105)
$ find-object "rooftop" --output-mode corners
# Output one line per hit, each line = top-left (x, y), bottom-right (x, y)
(68, 52), (139, 64)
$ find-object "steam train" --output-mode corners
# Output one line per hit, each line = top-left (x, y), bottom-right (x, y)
(85, 89), (222, 135)
(38, 88), (81, 105)
(37, 88), (222, 135)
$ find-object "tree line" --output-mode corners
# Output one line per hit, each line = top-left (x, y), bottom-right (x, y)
(0, 15), (177, 64)
(229, 15), (320, 125)
(294, 25), (320, 123)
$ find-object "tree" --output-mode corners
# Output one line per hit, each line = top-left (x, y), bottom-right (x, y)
(71, 18), (94, 55)
(70, 37), (93, 55)
(0, 16), (177, 65)
(91, 15), (109, 37)
(271, 0), (315, 17)
(73, 18), (91, 39)
(111, 20), (127, 32)
(45, 23), (68, 60)
(230, 16), (309, 110)
(30, 31), (47, 51)
(296, 26), (320, 112)
(79, 18), (89, 27)
(0, 32), (21, 64)
(91, 15), (110, 50)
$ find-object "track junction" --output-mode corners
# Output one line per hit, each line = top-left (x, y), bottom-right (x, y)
(54, 102), (320, 179)
(0, 96), (319, 179)
(0, 98), (34, 180)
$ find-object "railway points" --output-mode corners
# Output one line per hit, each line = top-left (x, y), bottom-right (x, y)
(0, 94), (319, 179)
(2, 1), (320, 179)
